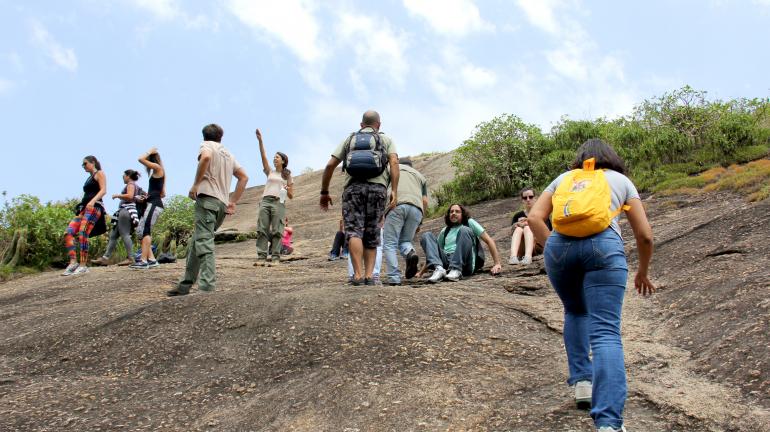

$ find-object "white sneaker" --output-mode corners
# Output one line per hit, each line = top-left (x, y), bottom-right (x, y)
(428, 266), (446, 283)
(575, 380), (592, 409)
(61, 262), (79, 276)
(445, 269), (462, 281)
(597, 426), (626, 432)
(73, 266), (90, 275)
(521, 256), (532, 265)
(508, 256), (519, 265)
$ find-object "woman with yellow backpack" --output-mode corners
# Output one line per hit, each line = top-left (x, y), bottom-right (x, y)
(528, 139), (655, 432)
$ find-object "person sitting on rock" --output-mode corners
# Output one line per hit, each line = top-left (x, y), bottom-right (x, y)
(509, 187), (551, 265)
(281, 218), (294, 255)
(418, 204), (502, 283)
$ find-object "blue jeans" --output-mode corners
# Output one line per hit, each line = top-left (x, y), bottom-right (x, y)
(383, 204), (423, 283)
(544, 228), (628, 430)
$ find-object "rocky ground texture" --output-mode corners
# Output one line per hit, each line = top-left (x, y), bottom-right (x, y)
(1, 154), (768, 431)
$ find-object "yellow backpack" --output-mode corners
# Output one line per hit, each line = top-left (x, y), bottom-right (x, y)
(551, 158), (630, 237)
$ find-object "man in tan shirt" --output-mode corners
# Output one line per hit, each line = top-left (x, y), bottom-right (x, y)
(167, 123), (249, 296)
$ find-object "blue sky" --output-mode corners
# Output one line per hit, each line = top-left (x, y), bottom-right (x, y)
(1, 0), (769, 207)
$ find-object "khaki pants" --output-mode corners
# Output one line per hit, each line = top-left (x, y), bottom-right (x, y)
(177, 195), (226, 293)
(255, 196), (285, 259)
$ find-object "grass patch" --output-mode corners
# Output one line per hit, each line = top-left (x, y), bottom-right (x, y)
(658, 158), (770, 201)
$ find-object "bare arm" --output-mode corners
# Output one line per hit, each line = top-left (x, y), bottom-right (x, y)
(87, 171), (107, 208)
(421, 195), (429, 216)
(286, 181), (294, 200)
(625, 198), (655, 296)
(387, 153), (399, 209)
(256, 129), (270, 175)
(226, 167), (249, 215)
(188, 149), (212, 200)
(479, 231), (502, 275)
(528, 192), (553, 248)
(112, 183), (135, 201)
(138, 147), (164, 178)
(320, 156), (341, 211)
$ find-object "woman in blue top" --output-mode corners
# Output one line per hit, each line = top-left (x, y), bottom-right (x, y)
(528, 139), (655, 432)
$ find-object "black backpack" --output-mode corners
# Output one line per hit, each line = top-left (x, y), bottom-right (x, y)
(342, 130), (388, 180)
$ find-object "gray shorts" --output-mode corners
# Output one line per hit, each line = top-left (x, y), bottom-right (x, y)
(137, 204), (163, 238)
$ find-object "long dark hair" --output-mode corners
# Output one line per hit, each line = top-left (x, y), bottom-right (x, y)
(124, 169), (140, 181)
(570, 139), (626, 174)
(444, 204), (471, 227)
(276, 152), (291, 181)
(84, 155), (101, 170)
(146, 152), (163, 176)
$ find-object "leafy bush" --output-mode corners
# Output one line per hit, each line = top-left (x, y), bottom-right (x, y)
(153, 195), (195, 254)
(0, 194), (107, 269)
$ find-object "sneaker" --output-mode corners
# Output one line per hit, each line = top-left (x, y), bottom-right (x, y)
(597, 426), (626, 432)
(405, 250), (419, 279)
(271, 256), (281, 264)
(521, 256), (532, 265)
(91, 256), (110, 266)
(508, 256), (520, 265)
(73, 266), (90, 275)
(328, 254), (339, 261)
(129, 261), (149, 270)
(350, 277), (364, 286)
(364, 278), (374, 286)
(61, 262), (79, 276)
(575, 380), (592, 410)
(428, 266), (446, 283)
(388, 281), (402, 286)
(340, 252), (349, 259)
(445, 269), (462, 281)
(147, 259), (159, 268)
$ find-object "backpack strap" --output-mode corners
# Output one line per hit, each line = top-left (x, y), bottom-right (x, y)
(610, 203), (632, 219)
(341, 132), (356, 172)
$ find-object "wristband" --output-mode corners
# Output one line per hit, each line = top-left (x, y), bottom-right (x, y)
(320, 190), (329, 195)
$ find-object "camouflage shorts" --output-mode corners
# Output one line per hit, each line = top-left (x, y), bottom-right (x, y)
(342, 182), (387, 249)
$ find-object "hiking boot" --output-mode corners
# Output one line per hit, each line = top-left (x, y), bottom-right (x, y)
(521, 256), (532, 265)
(508, 256), (520, 265)
(61, 262), (79, 276)
(147, 259), (159, 268)
(73, 266), (90, 275)
(575, 380), (592, 409)
(428, 266), (446, 283)
(129, 261), (149, 270)
(405, 250), (419, 279)
(117, 258), (133, 266)
(166, 288), (189, 297)
(445, 269), (462, 281)
(597, 426), (626, 432)
(91, 256), (110, 266)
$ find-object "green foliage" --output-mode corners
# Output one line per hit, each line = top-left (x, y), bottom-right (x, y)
(0, 194), (107, 269)
(153, 195), (195, 251)
(435, 86), (770, 209)
(434, 114), (550, 207)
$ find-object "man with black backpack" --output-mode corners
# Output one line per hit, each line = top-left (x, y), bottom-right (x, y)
(418, 203), (502, 283)
(319, 110), (399, 286)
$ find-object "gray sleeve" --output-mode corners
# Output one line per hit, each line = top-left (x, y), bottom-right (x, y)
(545, 172), (568, 194)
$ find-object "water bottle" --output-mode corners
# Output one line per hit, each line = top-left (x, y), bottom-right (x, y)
(279, 186), (288, 204)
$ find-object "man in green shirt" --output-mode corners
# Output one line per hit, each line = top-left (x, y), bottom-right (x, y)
(419, 203), (502, 283)
(320, 110), (399, 286)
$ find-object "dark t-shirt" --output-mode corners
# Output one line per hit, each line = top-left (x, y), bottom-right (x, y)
(511, 210), (552, 231)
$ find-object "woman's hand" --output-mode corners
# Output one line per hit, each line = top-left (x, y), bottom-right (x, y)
(255, 128), (263, 143)
(634, 271), (656, 296)
(147, 147), (158, 155)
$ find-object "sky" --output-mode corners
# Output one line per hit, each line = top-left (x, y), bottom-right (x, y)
(1, 0), (769, 207)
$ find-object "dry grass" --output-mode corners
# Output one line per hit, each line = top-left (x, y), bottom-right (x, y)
(661, 158), (770, 201)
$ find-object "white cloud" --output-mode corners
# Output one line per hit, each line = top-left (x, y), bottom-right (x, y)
(30, 20), (78, 72)
(335, 12), (410, 88)
(516, 0), (561, 35)
(132, 0), (179, 20)
(0, 78), (13, 94)
(227, 0), (323, 64)
(403, 0), (494, 36)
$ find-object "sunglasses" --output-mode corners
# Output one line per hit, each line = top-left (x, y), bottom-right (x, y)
(522, 195), (535, 200)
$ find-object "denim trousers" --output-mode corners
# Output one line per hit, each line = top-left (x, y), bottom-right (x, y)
(420, 227), (476, 276)
(544, 228), (628, 430)
(382, 204), (423, 283)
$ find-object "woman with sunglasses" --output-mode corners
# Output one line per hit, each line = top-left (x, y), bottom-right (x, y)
(509, 187), (549, 265)
(62, 156), (107, 276)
